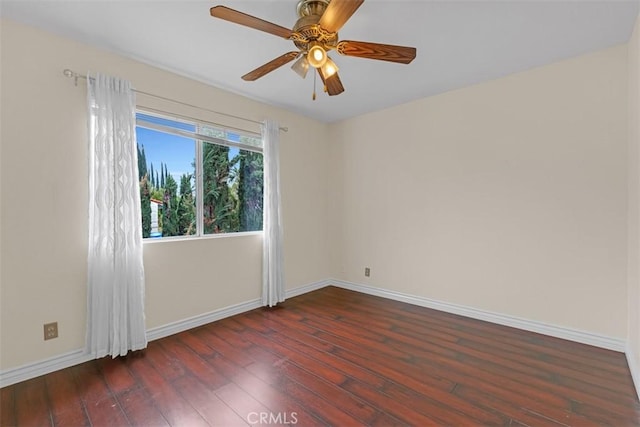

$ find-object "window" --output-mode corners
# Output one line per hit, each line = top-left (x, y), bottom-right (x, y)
(135, 110), (263, 239)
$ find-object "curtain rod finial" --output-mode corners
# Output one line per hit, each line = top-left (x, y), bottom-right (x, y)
(63, 69), (79, 86)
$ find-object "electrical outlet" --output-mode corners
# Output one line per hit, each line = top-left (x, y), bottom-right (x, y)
(365, 267), (370, 277)
(44, 322), (58, 340)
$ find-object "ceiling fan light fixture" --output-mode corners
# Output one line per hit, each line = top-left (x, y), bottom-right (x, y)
(291, 56), (310, 78)
(307, 42), (328, 68)
(321, 57), (339, 78)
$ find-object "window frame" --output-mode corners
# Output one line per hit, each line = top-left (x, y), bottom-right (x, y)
(136, 108), (264, 242)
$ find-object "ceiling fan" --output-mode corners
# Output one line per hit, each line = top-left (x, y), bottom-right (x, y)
(210, 0), (416, 98)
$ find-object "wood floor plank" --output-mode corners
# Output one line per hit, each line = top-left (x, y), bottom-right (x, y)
(193, 325), (256, 367)
(369, 410), (409, 426)
(2, 286), (639, 426)
(213, 382), (272, 425)
(71, 362), (130, 426)
(454, 384), (567, 427)
(44, 369), (90, 427)
(233, 324), (349, 386)
(281, 388), (362, 427)
(409, 319), (630, 390)
(455, 335), (635, 392)
(380, 379), (508, 425)
(158, 336), (229, 391)
(317, 332), (456, 393)
(15, 377), (52, 427)
(117, 387), (170, 427)
(97, 355), (138, 395)
(341, 378), (442, 426)
(84, 394), (131, 427)
(246, 321), (388, 388)
(442, 365), (598, 426)
(141, 341), (187, 382)
(455, 351), (640, 418)
(177, 330), (219, 357)
(453, 383), (601, 427)
(171, 375), (247, 426)
(126, 353), (208, 426)
(249, 356), (380, 424)
(230, 364), (326, 426)
(570, 399), (637, 426)
(1, 383), (16, 426)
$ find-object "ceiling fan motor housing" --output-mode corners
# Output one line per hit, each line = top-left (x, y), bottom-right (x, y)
(293, 0), (338, 53)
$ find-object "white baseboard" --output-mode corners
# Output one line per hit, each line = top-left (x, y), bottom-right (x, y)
(0, 349), (93, 389)
(330, 279), (626, 352)
(626, 345), (640, 401)
(0, 280), (329, 388)
(285, 278), (332, 299)
(146, 279), (331, 341)
(145, 298), (262, 342)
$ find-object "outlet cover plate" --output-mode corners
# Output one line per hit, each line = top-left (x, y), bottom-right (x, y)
(44, 322), (58, 340)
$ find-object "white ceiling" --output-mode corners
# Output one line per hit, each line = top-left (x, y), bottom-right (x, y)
(1, 0), (638, 123)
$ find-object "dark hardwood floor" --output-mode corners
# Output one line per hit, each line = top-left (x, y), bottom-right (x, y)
(2, 286), (639, 426)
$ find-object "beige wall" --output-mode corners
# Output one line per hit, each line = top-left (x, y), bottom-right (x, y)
(330, 46), (629, 339)
(0, 19), (331, 370)
(628, 14), (640, 394)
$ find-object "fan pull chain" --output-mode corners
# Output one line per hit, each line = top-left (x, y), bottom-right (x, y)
(312, 70), (317, 101)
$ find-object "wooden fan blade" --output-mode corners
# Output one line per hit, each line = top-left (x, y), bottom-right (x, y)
(337, 40), (416, 64)
(317, 68), (345, 96)
(210, 5), (292, 39)
(318, 0), (364, 33)
(242, 52), (299, 81)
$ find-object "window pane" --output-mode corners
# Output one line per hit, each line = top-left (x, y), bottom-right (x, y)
(201, 142), (263, 234)
(200, 123), (262, 149)
(136, 111), (263, 239)
(237, 150), (263, 232)
(202, 141), (236, 234)
(137, 113), (194, 132)
(136, 115), (196, 239)
(199, 124), (226, 140)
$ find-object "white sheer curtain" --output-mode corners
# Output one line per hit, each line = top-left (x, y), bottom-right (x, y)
(86, 73), (147, 358)
(262, 120), (285, 307)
